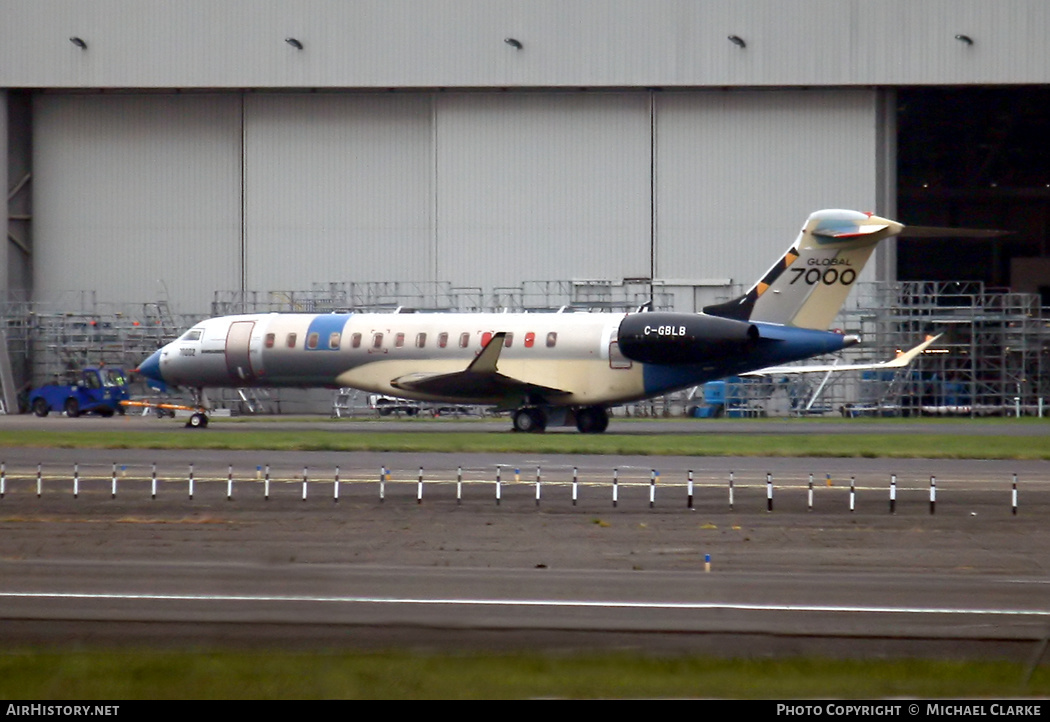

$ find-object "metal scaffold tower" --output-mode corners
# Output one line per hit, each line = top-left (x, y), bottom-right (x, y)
(847, 281), (1049, 417)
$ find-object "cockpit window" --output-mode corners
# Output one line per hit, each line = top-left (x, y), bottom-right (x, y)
(181, 329), (202, 342)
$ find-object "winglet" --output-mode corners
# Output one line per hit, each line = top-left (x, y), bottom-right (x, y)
(881, 333), (942, 368)
(466, 332), (506, 374)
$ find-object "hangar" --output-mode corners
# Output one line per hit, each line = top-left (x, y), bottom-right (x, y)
(2, 1), (1049, 415)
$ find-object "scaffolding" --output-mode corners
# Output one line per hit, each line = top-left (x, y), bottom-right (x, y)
(847, 281), (1049, 417)
(212, 279), (673, 316)
(0, 295), (197, 399)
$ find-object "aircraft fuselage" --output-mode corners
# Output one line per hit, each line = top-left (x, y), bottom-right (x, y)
(140, 310), (851, 407)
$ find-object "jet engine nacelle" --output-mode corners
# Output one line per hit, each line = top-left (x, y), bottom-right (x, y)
(617, 312), (759, 365)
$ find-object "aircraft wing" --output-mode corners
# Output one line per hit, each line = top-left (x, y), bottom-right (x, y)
(743, 334), (942, 376)
(389, 332), (572, 404)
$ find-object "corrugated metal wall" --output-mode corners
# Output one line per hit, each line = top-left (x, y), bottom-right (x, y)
(435, 93), (651, 286)
(4, 1), (1050, 88)
(244, 94), (434, 292)
(33, 94), (243, 310)
(656, 90), (879, 287)
(30, 89), (880, 314)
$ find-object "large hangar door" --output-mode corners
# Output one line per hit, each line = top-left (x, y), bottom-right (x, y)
(655, 90), (881, 307)
(435, 93), (652, 288)
(32, 94), (242, 314)
(242, 94), (433, 292)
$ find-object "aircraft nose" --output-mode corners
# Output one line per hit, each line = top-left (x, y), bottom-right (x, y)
(135, 348), (164, 384)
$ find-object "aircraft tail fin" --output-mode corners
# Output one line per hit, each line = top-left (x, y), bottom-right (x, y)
(704, 209), (904, 330)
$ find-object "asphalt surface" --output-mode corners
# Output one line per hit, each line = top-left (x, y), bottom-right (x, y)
(1, 414), (1049, 661)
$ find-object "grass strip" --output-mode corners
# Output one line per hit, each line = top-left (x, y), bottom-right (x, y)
(0, 429), (1046, 459)
(1, 650), (1047, 699)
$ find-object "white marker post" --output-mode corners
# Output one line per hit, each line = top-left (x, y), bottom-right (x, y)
(37, 463), (42, 498)
(264, 464), (271, 501)
(456, 466), (462, 505)
(766, 472), (773, 512)
(728, 470), (734, 511)
(188, 463), (194, 500)
(151, 462), (157, 500)
(929, 476), (936, 515)
(302, 466), (308, 501)
(649, 470), (657, 508)
(379, 466), (386, 503)
(417, 467), (424, 505)
(495, 467), (501, 506)
(889, 474), (897, 514)
(536, 466), (543, 507)
(333, 466), (340, 504)
(1012, 473), (1018, 516)
(111, 462), (117, 499)
(807, 473), (814, 511)
(612, 467), (618, 508)
(227, 464), (234, 501)
(849, 476), (855, 513)
(687, 470), (694, 509)
(74, 463), (79, 499)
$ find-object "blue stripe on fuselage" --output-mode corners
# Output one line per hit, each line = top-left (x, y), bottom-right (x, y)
(641, 323), (850, 396)
(305, 313), (353, 351)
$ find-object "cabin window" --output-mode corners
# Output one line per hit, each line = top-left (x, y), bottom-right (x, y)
(395, 333), (405, 348)
(459, 332), (470, 348)
(329, 332), (341, 349)
(481, 331), (493, 347)
(307, 332), (319, 349)
(372, 333), (383, 349)
(546, 332), (557, 348)
(416, 332), (427, 348)
(286, 333), (297, 348)
(265, 333), (275, 349)
(351, 333), (362, 348)
(438, 332), (448, 348)
(524, 332), (535, 348)
(504, 333), (514, 348)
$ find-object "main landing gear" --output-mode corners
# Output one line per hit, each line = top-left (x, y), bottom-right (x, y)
(511, 405), (609, 434)
(512, 407), (547, 433)
(573, 405), (609, 434)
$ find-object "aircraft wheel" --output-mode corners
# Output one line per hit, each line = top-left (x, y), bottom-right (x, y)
(575, 406), (609, 434)
(32, 398), (49, 417)
(512, 408), (546, 433)
(64, 398), (80, 418)
(594, 408), (609, 433)
(186, 412), (209, 429)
